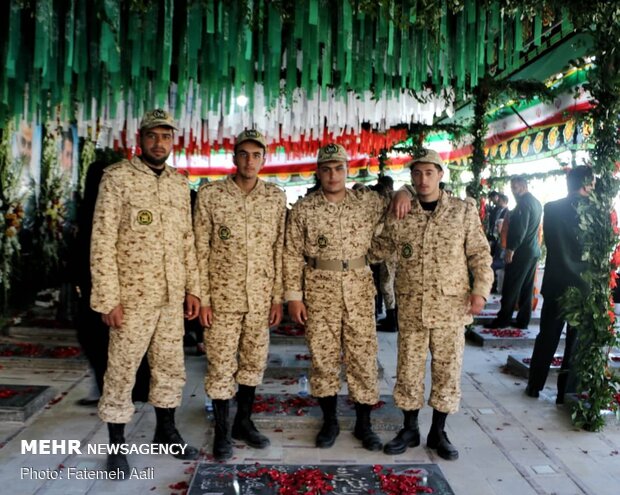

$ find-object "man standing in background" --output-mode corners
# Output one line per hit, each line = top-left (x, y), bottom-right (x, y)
(486, 176), (542, 329)
(526, 166), (593, 404)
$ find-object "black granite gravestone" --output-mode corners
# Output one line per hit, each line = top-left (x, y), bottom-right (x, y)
(188, 463), (455, 495)
(0, 384), (56, 421)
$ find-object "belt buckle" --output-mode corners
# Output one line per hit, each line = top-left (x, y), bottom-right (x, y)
(342, 260), (349, 271)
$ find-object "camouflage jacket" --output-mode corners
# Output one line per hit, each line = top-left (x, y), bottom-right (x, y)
(90, 157), (200, 313)
(371, 189), (493, 326)
(284, 189), (387, 301)
(193, 176), (286, 312)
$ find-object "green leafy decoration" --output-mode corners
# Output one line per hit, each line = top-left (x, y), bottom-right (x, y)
(0, 120), (25, 312)
(559, 2), (620, 430)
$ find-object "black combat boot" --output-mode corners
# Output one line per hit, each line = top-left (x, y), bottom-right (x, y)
(106, 422), (130, 479)
(353, 402), (383, 451)
(153, 407), (200, 459)
(212, 399), (233, 461)
(383, 409), (420, 455)
(316, 395), (340, 448)
(231, 385), (270, 448)
(377, 308), (398, 332)
(426, 409), (458, 460)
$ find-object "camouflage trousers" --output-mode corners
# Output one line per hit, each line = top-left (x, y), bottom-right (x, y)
(394, 302), (465, 414)
(99, 303), (185, 423)
(305, 280), (379, 405)
(379, 260), (396, 310)
(204, 307), (270, 400)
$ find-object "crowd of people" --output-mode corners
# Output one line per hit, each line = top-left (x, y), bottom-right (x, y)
(77, 109), (593, 477)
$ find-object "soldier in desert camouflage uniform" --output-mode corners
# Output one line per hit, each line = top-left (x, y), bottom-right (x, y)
(91, 109), (201, 476)
(194, 130), (286, 461)
(284, 143), (408, 451)
(372, 149), (493, 460)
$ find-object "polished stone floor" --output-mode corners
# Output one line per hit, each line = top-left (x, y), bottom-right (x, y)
(0, 308), (619, 495)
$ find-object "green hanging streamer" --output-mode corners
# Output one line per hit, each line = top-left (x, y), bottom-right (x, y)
(387, 3), (394, 57)
(5, 1), (21, 79)
(533, 10), (542, 46)
(64, 0), (75, 86)
(487, 3), (499, 65)
(100, 0), (121, 73)
(206, 0), (215, 34)
(309, 0), (318, 26)
(477, 7), (486, 68)
(455, 12), (465, 89)
(343, 0), (353, 85)
(466, 0), (476, 25)
(188, 3), (202, 80)
(400, 20), (410, 89)
(439, 1), (448, 88)
(318, 5), (330, 88)
(159, 0), (173, 92)
(268, 3), (282, 102)
(409, 0), (417, 24)
(514, 8), (523, 53)
(244, 1), (253, 61)
(561, 7), (573, 35)
(34, 0), (52, 76)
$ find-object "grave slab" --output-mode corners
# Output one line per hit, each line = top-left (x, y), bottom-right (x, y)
(474, 309), (541, 325)
(0, 384), (56, 422)
(270, 324), (307, 346)
(0, 342), (87, 370)
(264, 352), (384, 379)
(466, 324), (546, 347)
(506, 353), (563, 378)
(189, 463), (455, 495)
(4, 326), (78, 344)
(216, 394), (402, 431)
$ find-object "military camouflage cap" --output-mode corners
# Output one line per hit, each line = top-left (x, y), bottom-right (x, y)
(140, 109), (178, 131)
(317, 143), (348, 164)
(407, 148), (445, 169)
(235, 129), (267, 150)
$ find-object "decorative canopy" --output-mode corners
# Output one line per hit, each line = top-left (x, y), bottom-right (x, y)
(1, 0), (577, 152)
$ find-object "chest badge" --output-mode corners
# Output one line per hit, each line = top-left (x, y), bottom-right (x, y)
(137, 210), (153, 225)
(219, 226), (231, 240)
(401, 243), (413, 259)
(317, 235), (328, 248)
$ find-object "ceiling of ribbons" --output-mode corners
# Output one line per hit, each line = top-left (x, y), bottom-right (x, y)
(1, 0), (580, 152)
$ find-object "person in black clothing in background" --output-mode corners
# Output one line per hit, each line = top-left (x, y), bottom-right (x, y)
(73, 152), (150, 404)
(485, 176), (542, 329)
(525, 166), (594, 403)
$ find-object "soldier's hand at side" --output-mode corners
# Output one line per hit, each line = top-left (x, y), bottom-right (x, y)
(288, 300), (307, 325)
(199, 306), (213, 328)
(102, 304), (123, 328)
(390, 190), (413, 219)
(269, 303), (283, 327)
(184, 294), (200, 320)
(504, 249), (514, 264)
(468, 294), (486, 315)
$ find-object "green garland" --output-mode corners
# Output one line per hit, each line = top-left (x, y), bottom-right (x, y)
(0, 120), (25, 312)
(78, 133), (96, 197)
(560, 4), (620, 431)
(468, 77), (553, 201)
(31, 123), (67, 287)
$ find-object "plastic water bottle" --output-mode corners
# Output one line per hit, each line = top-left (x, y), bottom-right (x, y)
(298, 374), (309, 397)
(204, 394), (213, 413)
